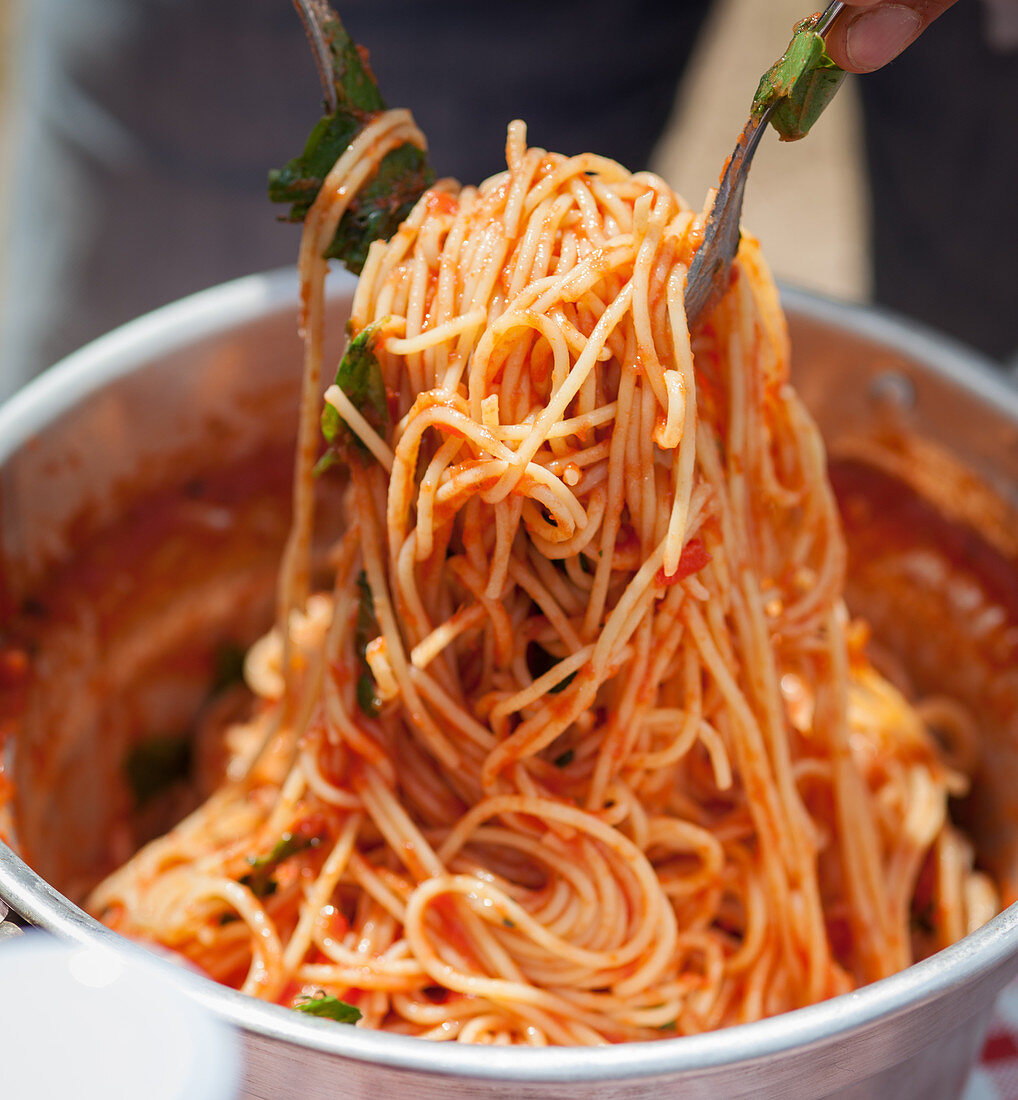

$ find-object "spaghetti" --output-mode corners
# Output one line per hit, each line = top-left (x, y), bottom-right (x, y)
(89, 117), (997, 1044)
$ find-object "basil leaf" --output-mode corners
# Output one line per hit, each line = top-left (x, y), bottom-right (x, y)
(294, 993), (362, 1024)
(752, 16), (846, 142)
(268, 114), (360, 219)
(317, 319), (389, 473)
(325, 144), (434, 273)
(356, 672), (381, 717)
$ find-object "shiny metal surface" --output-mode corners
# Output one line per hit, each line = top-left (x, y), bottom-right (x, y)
(1, 269), (1017, 1099)
(683, 2), (846, 325)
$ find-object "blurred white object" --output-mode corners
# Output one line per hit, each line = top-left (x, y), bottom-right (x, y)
(0, 932), (239, 1099)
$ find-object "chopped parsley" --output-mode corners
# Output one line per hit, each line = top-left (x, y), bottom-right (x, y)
(268, 14), (433, 271)
(294, 992), (362, 1024)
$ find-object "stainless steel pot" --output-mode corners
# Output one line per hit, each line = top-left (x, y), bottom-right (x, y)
(1, 269), (1017, 1099)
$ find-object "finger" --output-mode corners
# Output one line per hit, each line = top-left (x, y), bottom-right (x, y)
(826, 0), (962, 73)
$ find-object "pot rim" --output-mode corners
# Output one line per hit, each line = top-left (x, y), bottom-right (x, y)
(1, 269), (1017, 1083)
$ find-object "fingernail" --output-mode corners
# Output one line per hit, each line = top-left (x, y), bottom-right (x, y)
(846, 5), (923, 72)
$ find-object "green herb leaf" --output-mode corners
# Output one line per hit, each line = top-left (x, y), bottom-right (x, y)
(326, 322), (389, 434)
(268, 114), (360, 218)
(240, 829), (324, 898)
(294, 992), (362, 1024)
(353, 571), (381, 717)
(211, 641), (246, 696)
(267, 14), (434, 272)
(553, 749), (575, 768)
(317, 319), (390, 473)
(549, 670), (577, 695)
(124, 734), (191, 808)
(752, 15), (846, 141)
(324, 144), (433, 273)
(258, 831), (323, 868)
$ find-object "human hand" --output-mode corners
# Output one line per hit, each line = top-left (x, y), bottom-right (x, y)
(825, 1), (962, 72)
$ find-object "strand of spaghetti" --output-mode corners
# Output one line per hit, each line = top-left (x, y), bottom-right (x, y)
(355, 473), (461, 769)
(388, 400), (516, 541)
(323, 385), (395, 471)
(732, 567), (820, 873)
(404, 877), (651, 1033)
(481, 670), (603, 789)
(436, 795), (674, 963)
(490, 646), (595, 723)
(298, 958), (428, 992)
(406, 667), (495, 753)
(380, 305), (488, 356)
(523, 548), (582, 622)
(582, 324), (640, 637)
(505, 555), (583, 652)
(197, 876), (284, 995)
(682, 602), (795, 885)
(522, 151), (632, 215)
(84, 122), (995, 1044)
(416, 872), (656, 976)
(278, 109), (425, 625)
(502, 133), (547, 238)
(484, 493), (523, 597)
(629, 190), (673, 410)
(507, 191), (576, 299)
(402, 230), (433, 397)
(409, 604), (487, 670)
(299, 742), (364, 808)
(479, 281), (634, 481)
(344, 852), (409, 923)
(661, 265), (698, 575)
(391, 532), (452, 677)
(280, 812), (362, 972)
(356, 765), (445, 881)
(455, 825), (602, 930)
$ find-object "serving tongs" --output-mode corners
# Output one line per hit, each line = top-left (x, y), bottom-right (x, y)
(684, 2), (847, 324)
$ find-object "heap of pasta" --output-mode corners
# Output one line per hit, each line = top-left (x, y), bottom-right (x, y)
(91, 118), (997, 1043)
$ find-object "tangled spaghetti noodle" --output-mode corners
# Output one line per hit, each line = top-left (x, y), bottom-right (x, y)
(89, 117), (997, 1044)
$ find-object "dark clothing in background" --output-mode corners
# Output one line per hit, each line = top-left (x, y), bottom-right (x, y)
(0, 0), (1014, 400)
(859, 1), (1018, 363)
